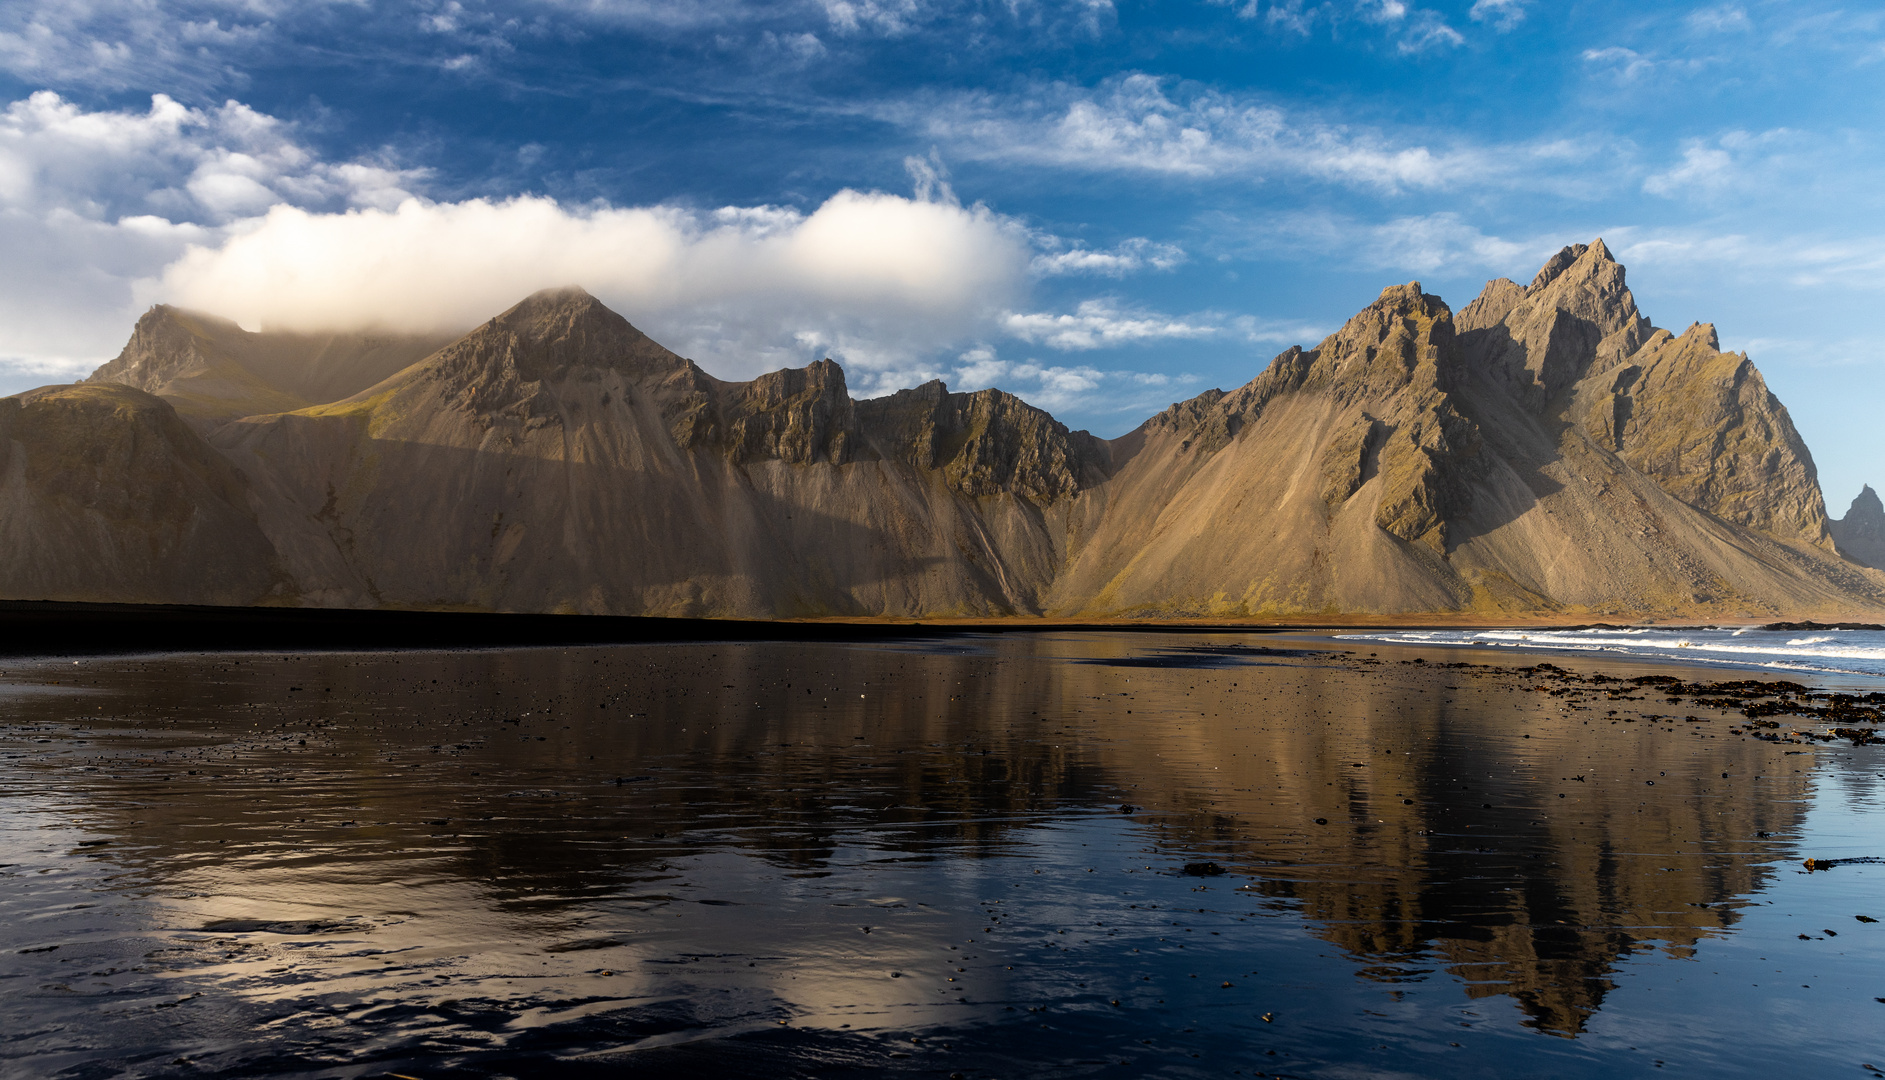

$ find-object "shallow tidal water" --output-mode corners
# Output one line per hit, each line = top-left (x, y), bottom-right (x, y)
(1, 631), (1882, 1079)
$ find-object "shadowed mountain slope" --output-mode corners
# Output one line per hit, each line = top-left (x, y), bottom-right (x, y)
(86, 305), (454, 425)
(0, 384), (284, 604)
(5, 243), (1880, 619)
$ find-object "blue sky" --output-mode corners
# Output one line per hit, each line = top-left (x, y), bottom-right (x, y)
(2, 0), (1882, 507)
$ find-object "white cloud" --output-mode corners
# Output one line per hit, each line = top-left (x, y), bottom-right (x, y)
(1641, 128), (1799, 199)
(1247, 1), (1324, 36)
(903, 150), (957, 206)
(1358, 0), (1407, 23)
(0, 0), (298, 94)
(0, 90), (427, 379)
(1394, 10), (1463, 52)
(1229, 313), (1331, 346)
(1362, 212), (1539, 273)
(0, 89), (1261, 416)
(1579, 44), (1711, 83)
(762, 29), (828, 62)
(1031, 236), (1185, 276)
(1608, 229), (1885, 291)
(1197, 209), (1565, 280)
(1642, 144), (1734, 196)
(1223, 0), (1464, 50)
(0, 91), (423, 222)
(156, 190), (1033, 379)
(942, 345), (1182, 412)
(1468, 0), (1523, 31)
(1001, 299), (1219, 351)
(821, 0), (920, 35)
(904, 74), (1543, 194)
(1686, 5), (1750, 33)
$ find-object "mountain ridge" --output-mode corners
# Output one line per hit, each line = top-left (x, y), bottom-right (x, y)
(5, 241), (1880, 620)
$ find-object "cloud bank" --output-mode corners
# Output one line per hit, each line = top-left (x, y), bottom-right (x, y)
(0, 90), (1215, 412)
(159, 192), (1031, 364)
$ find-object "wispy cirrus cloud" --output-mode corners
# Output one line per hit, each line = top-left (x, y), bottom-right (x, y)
(1468, 0), (1524, 31)
(1608, 229), (1885, 291)
(1195, 208), (1563, 280)
(899, 74), (1539, 193)
(1002, 300), (1219, 351)
(998, 298), (1325, 353)
(943, 344), (1182, 411)
(1641, 128), (1803, 200)
(1031, 236), (1185, 277)
(1685, 5), (1751, 33)
(1219, 0), (1467, 53)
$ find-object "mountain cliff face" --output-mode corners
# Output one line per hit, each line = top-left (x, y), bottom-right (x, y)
(7, 242), (1880, 619)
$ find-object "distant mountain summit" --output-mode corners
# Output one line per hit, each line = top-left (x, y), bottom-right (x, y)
(1831, 485), (1885, 571)
(6, 245), (1881, 619)
(87, 306), (453, 424)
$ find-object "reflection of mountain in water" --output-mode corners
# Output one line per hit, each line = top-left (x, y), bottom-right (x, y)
(1061, 653), (1812, 1035)
(6, 636), (1810, 1038)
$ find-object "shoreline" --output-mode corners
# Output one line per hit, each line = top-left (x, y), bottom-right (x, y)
(0, 600), (1873, 693)
(1, 599), (1882, 675)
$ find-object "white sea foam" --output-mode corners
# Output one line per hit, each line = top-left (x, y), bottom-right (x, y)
(1332, 626), (1885, 679)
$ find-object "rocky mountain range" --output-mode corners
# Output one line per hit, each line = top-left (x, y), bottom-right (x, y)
(4, 240), (1882, 619)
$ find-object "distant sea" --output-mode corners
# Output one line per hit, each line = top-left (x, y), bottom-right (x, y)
(1333, 625), (1885, 680)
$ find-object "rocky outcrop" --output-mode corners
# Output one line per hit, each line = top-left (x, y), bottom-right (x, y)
(724, 360), (859, 466)
(1831, 486), (1885, 570)
(1573, 321), (1830, 546)
(1457, 240), (1653, 406)
(7, 247), (1880, 620)
(855, 381), (1109, 502)
(0, 385), (283, 604)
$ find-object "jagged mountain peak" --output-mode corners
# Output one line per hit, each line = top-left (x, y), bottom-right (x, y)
(1527, 238), (1620, 294)
(86, 304), (249, 396)
(1458, 238), (1650, 401)
(1830, 484), (1885, 570)
(1851, 484), (1883, 518)
(1680, 322), (1722, 351)
(1528, 243), (1587, 291)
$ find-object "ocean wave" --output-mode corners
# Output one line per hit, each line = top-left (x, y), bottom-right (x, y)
(1331, 627), (1885, 679)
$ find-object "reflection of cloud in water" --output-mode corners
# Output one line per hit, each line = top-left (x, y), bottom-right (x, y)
(0, 633), (1835, 1072)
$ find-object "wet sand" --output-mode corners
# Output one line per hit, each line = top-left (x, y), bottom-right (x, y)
(1, 631), (1882, 1078)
